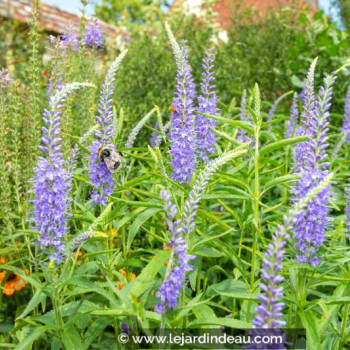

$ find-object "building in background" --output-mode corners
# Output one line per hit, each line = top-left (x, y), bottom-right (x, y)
(172, 0), (319, 29)
(0, 0), (131, 68)
(0, 0), (118, 36)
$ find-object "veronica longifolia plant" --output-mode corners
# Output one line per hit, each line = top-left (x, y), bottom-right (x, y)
(342, 85), (350, 142)
(155, 146), (248, 313)
(254, 173), (333, 328)
(165, 22), (196, 184)
(85, 18), (103, 49)
(285, 92), (299, 139)
(89, 50), (127, 205)
(196, 48), (218, 160)
(291, 61), (336, 266)
(32, 82), (94, 262)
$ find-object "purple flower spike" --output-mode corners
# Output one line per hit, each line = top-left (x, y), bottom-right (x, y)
(267, 92), (290, 126)
(255, 173), (333, 328)
(85, 18), (103, 49)
(342, 86), (350, 142)
(0, 68), (12, 89)
(346, 182), (350, 240)
(165, 22), (196, 184)
(237, 90), (251, 143)
(32, 83), (93, 262)
(89, 50), (128, 205)
(293, 60), (317, 173)
(154, 190), (194, 313)
(196, 48), (218, 160)
(60, 25), (80, 52)
(155, 149), (248, 314)
(291, 70), (337, 265)
(254, 221), (289, 328)
(285, 92), (299, 139)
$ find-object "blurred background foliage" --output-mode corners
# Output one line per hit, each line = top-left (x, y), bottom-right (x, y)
(1, 0), (349, 129)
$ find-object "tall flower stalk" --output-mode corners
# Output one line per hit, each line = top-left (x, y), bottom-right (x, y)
(154, 190), (193, 314)
(346, 181), (350, 240)
(291, 69), (336, 266)
(125, 107), (156, 149)
(24, 0), (41, 190)
(89, 50), (128, 205)
(285, 92), (299, 139)
(0, 68), (13, 232)
(196, 48), (218, 160)
(237, 90), (250, 143)
(32, 83), (93, 262)
(165, 22), (196, 184)
(150, 120), (171, 148)
(85, 18), (103, 49)
(155, 146), (248, 314)
(247, 84), (263, 322)
(254, 173), (333, 328)
(293, 59), (317, 173)
(267, 91), (293, 128)
(341, 85), (350, 142)
(60, 25), (80, 52)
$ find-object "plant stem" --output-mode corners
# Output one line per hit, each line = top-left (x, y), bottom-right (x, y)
(51, 280), (63, 342)
(247, 122), (261, 323)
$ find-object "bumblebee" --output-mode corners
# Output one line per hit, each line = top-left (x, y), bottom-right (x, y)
(98, 145), (122, 172)
(169, 104), (177, 114)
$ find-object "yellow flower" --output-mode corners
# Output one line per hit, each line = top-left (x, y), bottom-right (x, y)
(108, 228), (118, 237)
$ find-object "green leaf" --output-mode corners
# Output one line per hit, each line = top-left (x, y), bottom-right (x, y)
(145, 311), (161, 323)
(193, 304), (216, 320)
(197, 209), (232, 231)
(62, 326), (84, 350)
(15, 326), (47, 350)
(119, 175), (152, 189)
(206, 279), (257, 300)
(210, 127), (242, 145)
(262, 174), (299, 193)
(127, 208), (161, 250)
(319, 285), (347, 333)
(324, 296), (350, 305)
(128, 250), (170, 298)
(200, 112), (254, 136)
(88, 308), (135, 316)
(192, 246), (224, 258)
(299, 310), (321, 350)
(17, 290), (47, 320)
(65, 279), (119, 308)
(260, 136), (308, 157)
(1, 265), (41, 289)
(188, 317), (252, 328)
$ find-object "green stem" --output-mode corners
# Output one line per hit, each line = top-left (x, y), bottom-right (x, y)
(247, 123), (261, 322)
(51, 280), (64, 342)
(339, 304), (349, 350)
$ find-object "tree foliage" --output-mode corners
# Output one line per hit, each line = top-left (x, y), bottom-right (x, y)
(332, 0), (350, 30)
(95, 0), (170, 24)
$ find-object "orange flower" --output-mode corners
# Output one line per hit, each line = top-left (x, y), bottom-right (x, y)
(0, 256), (5, 264)
(73, 251), (83, 259)
(116, 283), (125, 290)
(163, 245), (171, 251)
(118, 268), (127, 277)
(1, 270), (29, 296)
(116, 269), (136, 290)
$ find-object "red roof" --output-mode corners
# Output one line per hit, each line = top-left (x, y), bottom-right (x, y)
(172, 0), (318, 29)
(0, 0), (119, 37)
